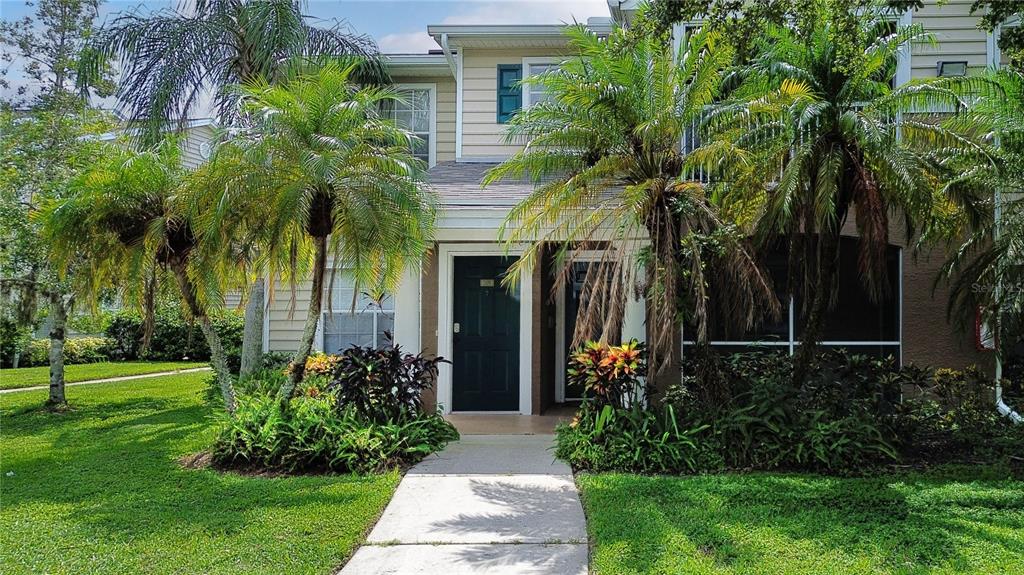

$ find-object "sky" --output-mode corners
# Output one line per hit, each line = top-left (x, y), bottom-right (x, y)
(0, 0), (611, 102)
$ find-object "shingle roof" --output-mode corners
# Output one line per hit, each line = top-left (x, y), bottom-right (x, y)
(428, 161), (535, 208)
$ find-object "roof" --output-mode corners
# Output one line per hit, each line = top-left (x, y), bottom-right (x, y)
(428, 162), (535, 208)
(427, 21), (613, 49)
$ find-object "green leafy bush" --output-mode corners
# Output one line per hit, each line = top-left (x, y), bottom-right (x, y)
(211, 343), (457, 473)
(20, 336), (113, 367)
(557, 346), (1022, 475)
(555, 402), (715, 473)
(211, 395), (457, 473)
(105, 307), (243, 365)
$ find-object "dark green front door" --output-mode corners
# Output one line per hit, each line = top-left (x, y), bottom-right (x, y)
(452, 256), (520, 411)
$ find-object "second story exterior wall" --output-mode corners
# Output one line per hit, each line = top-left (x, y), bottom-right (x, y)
(460, 47), (567, 160)
(912, 0), (991, 78)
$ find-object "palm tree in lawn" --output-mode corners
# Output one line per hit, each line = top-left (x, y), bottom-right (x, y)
(78, 0), (384, 378)
(484, 24), (780, 397)
(40, 139), (243, 412)
(710, 6), (992, 384)
(78, 0), (382, 145)
(196, 63), (436, 401)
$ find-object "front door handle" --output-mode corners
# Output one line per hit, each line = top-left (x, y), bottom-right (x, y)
(453, 322), (461, 334)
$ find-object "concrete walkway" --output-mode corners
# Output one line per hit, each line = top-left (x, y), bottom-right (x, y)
(340, 434), (587, 575)
(0, 367), (211, 394)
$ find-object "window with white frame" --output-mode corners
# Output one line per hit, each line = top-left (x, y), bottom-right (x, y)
(321, 271), (394, 351)
(682, 238), (902, 361)
(522, 58), (558, 108)
(384, 86), (434, 166)
(996, 21), (1021, 68)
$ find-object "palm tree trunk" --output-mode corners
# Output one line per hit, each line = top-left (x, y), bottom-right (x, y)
(171, 262), (237, 413)
(792, 231), (840, 386)
(239, 278), (265, 379)
(280, 235), (328, 402)
(46, 291), (70, 409)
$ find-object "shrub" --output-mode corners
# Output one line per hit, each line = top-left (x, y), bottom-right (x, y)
(105, 307), (243, 365)
(555, 402), (715, 473)
(558, 347), (1022, 475)
(19, 336), (112, 367)
(324, 343), (445, 424)
(211, 343), (456, 473)
(567, 340), (647, 407)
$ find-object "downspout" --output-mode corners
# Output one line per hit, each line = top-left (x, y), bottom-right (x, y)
(993, 186), (1023, 423)
(440, 33), (456, 77)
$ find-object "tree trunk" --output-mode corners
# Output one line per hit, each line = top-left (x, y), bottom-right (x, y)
(46, 292), (69, 409)
(171, 263), (237, 413)
(280, 235), (328, 402)
(239, 278), (265, 380)
(792, 231), (841, 386)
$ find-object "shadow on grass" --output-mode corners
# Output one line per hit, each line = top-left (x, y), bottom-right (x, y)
(0, 377), (397, 574)
(580, 470), (1024, 574)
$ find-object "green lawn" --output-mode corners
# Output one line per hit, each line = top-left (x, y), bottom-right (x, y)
(0, 372), (400, 575)
(0, 361), (207, 390)
(579, 471), (1024, 575)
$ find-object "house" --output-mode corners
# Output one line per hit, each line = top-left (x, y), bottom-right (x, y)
(247, 0), (1012, 415)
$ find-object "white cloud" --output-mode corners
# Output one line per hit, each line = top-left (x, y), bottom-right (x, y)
(378, 31), (440, 53)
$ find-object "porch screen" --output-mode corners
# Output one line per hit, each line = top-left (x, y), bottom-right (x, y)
(682, 238), (902, 361)
(322, 271), (394, 351)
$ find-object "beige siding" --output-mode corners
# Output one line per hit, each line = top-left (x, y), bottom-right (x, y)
(267, 279), (313, 352)
(912, 0), (990, 78)
(180, 124), (215, 169)
(460, 48), (566, 159)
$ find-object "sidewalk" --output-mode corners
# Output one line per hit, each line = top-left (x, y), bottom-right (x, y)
(339, 434), (587, 575)
(0, 367), (211, 394)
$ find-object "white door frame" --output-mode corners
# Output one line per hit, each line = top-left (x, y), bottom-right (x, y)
(437, 243), (533, 415)
(554, 250), (606, 403)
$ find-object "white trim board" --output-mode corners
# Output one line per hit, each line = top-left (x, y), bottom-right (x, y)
(436, 243), (533, 415)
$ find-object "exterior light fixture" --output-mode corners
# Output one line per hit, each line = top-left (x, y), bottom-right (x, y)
(937, 61), (968, 77)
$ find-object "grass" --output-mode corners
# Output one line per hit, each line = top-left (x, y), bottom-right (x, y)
(0, 361), (207, 390)
(0, 372), (400, 575)
(578, 471), (1024, 575)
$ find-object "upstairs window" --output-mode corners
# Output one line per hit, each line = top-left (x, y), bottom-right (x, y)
(522, 59), (558, 108)
(497, 64), (522, 123)
(383, 86), (434, 166)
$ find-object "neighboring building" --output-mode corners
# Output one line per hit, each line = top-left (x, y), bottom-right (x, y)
(257, 0), (1005, 415)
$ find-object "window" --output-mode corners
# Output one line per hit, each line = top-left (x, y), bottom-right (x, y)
(321, 271), (394, 351)
(996, 22), (1021, 68)
(497, 64), (522, 123)
(384, 86), (434, 166)
(522, 59), (558, 108)
(683, 238), (902, 361)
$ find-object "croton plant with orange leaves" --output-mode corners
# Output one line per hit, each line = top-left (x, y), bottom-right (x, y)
(567, 340), (648, 407)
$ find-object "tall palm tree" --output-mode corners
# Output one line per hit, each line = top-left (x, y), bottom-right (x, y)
(40, 139), (242, 412)
(195, 63), (436, 401)
(943, 68), (1024, 369)
(710, 6), (991, 384)
(78, 0), (382, 145)
(484, 24), (780, 394)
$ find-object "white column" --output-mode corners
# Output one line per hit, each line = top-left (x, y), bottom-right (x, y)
(393, 264), (422, 353)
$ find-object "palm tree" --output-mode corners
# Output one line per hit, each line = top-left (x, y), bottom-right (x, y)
(195, 62), (436, 401)
(483, 24), (780, 395)
(78, 0), (382, 145)
(40, 138), (242, 412)
(710, 6), (991, 384)
(942, 68), (1024, 393)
